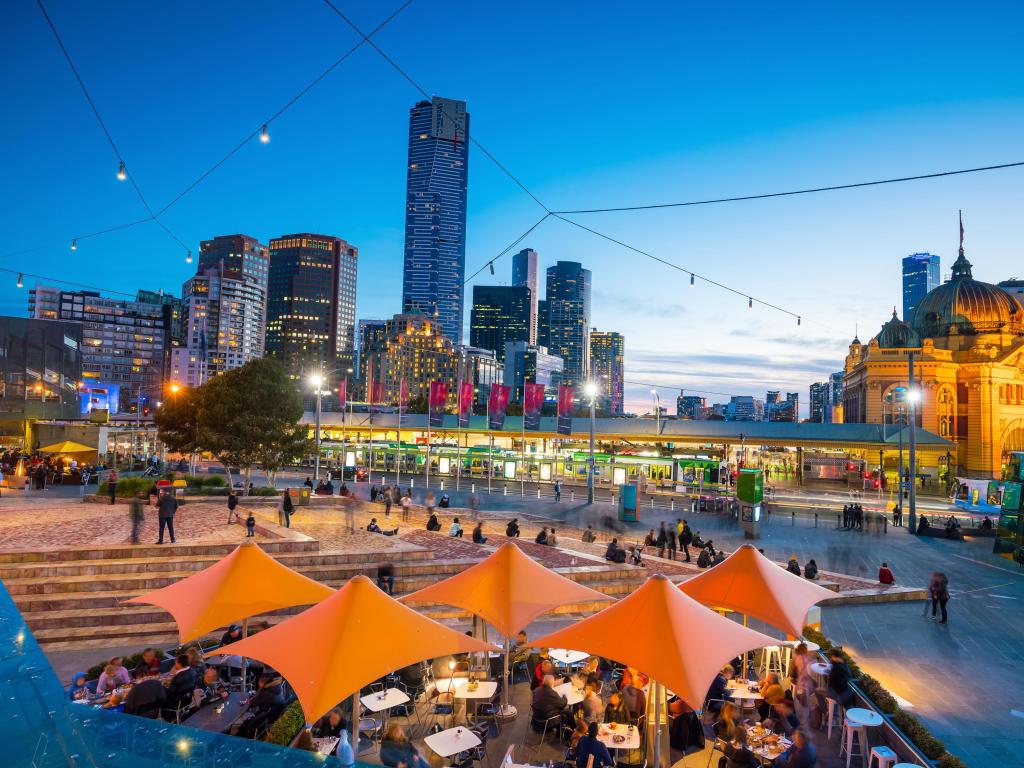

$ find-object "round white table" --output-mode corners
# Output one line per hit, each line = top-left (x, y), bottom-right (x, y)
(360, 687), (411, 713)
(434, 676), (469, 694)
(549, 648), (589, 665)
(846, 708), (883, 727)
(597, 723), (641, 750)
(781, 639), (821, 653)
(424, 726), (482, 758)
(554, 681), (585, 706)
(453, 680), (497, 700)
(726, 681), (763, 701)
(809, 661), (831, 676)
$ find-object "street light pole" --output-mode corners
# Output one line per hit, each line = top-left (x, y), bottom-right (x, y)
(311, 373), (324, 483)
(908, 352), (919, 532)
(585, 381), (599, 504)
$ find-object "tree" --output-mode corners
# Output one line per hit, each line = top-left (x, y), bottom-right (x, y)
(154, 387), (204, 459)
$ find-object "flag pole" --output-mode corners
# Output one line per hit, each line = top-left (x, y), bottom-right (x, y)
(396, 380), (402, 488)
(455, 377), (462, 491)
(521, 384), (527, 496)
(425, 383), (432, 490)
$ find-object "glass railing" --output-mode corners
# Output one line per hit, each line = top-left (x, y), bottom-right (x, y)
(0, 579), (354, 767)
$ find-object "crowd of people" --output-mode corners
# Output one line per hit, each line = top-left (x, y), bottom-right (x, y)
(0, 450), (103, 491)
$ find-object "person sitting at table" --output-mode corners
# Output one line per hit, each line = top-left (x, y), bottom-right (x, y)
(718, 725), (759, 767)
(221, 625), (243, 647)
(472, 521), (487, 544)
(620, 666), (649, 690)
(715, 701), (739, 741)
(505, 518), (521, 537)
(510, 630), (531, 667)
(124, 668), (166, 719)
(786, 555), (801, 576)
(397, 660), (426, 695)
(573, 657), (600, 688)
(803, 559), (819, 580)
(878, 561), (896, 585)
(425, 513), (442, 531)
(185, 646), (206, 673)
(775, 728), (817, 768)
(138, 648), (162, 677)
(199, 666), (229, 706)
(163, 654), (200, 714)
(581, 681), (603, 723)
(249, 671), (285, 714)
(531, 675), (568, 731)
(568, 718), (588, 751)
(96, 664), (123, 695)
(449, 517), (464, 537)
(67, 671), (90, 701)
(757, 672), (785, 720)
(575, 721), (613, 768)
(765, 698), (800, 736)
(312, 708), (347, 738)
(604, 691), (630, 724)
(380, 724), (429, 768)
(706, 664), (734, 711)
(107, 656), (132, 686)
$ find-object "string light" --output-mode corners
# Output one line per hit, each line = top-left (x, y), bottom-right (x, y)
(689, 273), (694, 286)
(117, 161), (126, 181)
(16, 273), (23, 288)
(185, 250), (193, 264)
(260, 125), (270, 144)
(748, 297), (753, 309)
(797, 316), (802, 326)
(488, 261), (494, 275)
(70, 238), (77, 251)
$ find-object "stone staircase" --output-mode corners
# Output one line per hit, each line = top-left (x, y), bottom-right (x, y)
(0, 541), (645, 651)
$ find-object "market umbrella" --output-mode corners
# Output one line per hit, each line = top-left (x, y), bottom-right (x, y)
(37, 440), (95, 454)
(678, 544), (836, 637)
(531, 574), (775, 768)
(123, 541), (334, 643)
(212, 574), (496, 736)
(401, 541), (612, 712)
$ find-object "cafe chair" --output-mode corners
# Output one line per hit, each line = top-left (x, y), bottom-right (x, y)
(428, 685), (456, 731)
(868, 745), (898, 768)
(527, 713), (562, 756)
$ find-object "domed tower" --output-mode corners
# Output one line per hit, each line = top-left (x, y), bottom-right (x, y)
(875, 308), (921, 349)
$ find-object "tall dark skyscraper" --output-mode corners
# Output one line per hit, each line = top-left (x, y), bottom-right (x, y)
(902, 252), (940, 322)
(546, 261), (591, 385)
(469, 285), (531, 363)
(512, 248), (538, 345)
(265, 233), (358, 378)
(402, 96), (470, 343)
(537, 299), (550, 348)
(809, 381), (829, 422)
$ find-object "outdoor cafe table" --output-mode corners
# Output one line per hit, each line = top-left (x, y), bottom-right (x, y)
(424, 726), (482, 758)
(312, 737), (340, 756)
(809, 661), (831, 687)
(596, 723), (640, 750)
(434, 676), (470, 694)
(453, 680), (498, 722)
(726, 680), (763, 702)
(844, 708), (884, 768)
(360, 687), (411, 712)
(780, 639), (820, 677)
(549, 648), (589, 666)
(554, 681), (585, 706)
(183, 693), (248, 732)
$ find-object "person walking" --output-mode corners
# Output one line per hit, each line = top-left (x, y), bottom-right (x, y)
(227, 490), (239, 524)
(425, 491), (436, 517)
(278, 489), (294, 529)
(156, 489), (177, 544)
(384, 487), (393, 517)
(666, 524), (677, 561)
(554, 480), (561, 502)
(129, 491), (145, 545)
(245, 512), (256, 537)
(656, 522), (667, 558)
(929, 572), (950, 624)
(400, 491), (411, 522)
(679, 519), (693, 562)
(107, 469), (119, 505)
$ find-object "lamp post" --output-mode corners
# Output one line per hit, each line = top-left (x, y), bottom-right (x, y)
(584, 381), (599, 504)
(652, 389), (661, 435)
(310, 372), (324, 483)
(907, 352), (920, 532)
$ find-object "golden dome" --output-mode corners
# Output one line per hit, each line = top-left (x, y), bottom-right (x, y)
(911, 252), (1024, 338)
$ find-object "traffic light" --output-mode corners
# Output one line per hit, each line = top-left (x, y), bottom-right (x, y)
(873, 479), (880, 489)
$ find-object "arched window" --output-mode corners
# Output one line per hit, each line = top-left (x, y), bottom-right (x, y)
(937, 386), (956, 439)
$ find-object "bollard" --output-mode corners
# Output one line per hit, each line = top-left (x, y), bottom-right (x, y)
(814, 512), (818, 528)
(471, 483), (476, 494)
(440, 481), (444, 491)
(671, 499), (675, 511)
(884, 516), (888, 534)
(571, 490), (575, 502)
(503, 485), (507, 496)
(836, 513), (841, 529)
(651, 497), (655, 509)
(410, 478), (415, 489)
(791, 510), (795, 526)
(537, 488), (541, 499)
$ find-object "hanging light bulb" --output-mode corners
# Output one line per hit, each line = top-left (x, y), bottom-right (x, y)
(260, 124), (270, 144)
(186, 250), (193, 264)
(17, 273), (24, 288)
(71, 238), (77, 251)
(797, 316), (802, 326)
(117, 161), (127, 181)
(488, 261), (495, 275)
(748, 297), (753, 309)
(689, 273), (694, 287)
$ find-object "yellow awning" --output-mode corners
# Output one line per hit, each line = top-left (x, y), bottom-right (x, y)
(37, 440), (96, 454)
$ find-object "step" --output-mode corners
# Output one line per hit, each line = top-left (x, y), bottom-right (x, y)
(0, 539), (320, 564)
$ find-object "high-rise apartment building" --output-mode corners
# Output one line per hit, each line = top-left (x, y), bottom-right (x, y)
(362, 312), (458, 402)
(402, 96), (469, 343)
(28, 286), (166, 410)
(902, 252), (940, 322)
(458, 345), (504, 407)
(725, 395), (764, 422)
(537, 299), (549, 348)
(469, 285), (531, 363)
(503, 341), (564, 402)
(589, 330), (624, 415)
(809, 382), (829, 422)
(676, 392), (706, 419)
(545, 261), (591, 386)
(265, 233), (358, 378)
(0, 316), (83, 423)
(512, 248), (539, 345)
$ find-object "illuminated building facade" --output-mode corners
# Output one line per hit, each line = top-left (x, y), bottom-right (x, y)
(469, 285), (531, 363)
(589, 330), (624, 415)
(362, 312), (459, 403)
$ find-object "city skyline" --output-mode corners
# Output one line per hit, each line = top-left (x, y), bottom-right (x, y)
(3, 1), (1024, 414)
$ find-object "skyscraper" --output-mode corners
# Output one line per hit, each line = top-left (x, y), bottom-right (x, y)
(362, 313), (459, 402)
(902, 252), (940, 322)
(537, 299), (550, 348)
(545, 261), (591, 386)
(503, 341), (564, 401)
(469, 285), (531, 363)
(265, 233), (358, 378)
(402, 96), (470, 343)
(676, 392), (706, 419)
(809, 381), (829, 422)
(512, 248), (539, 345)
(589, 330), (624, 415)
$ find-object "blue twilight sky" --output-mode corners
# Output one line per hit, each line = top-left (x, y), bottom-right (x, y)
(2, 1), (1024, 415)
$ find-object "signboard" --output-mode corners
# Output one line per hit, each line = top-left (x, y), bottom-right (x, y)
(736, 468), (764, 505)
(1002, 482), (1022, 512)
(523, 382), (545, 431)
(458, 380), (473, 428)
(428, 381), (448, 429)
(557, 385), (574, 436)
(488, 383), (510, 431)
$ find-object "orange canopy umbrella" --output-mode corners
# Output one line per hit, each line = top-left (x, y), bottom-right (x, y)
(124, 542), (334, 643)
(401, 541), (612, 638)
(678, 544), (836, 637)
(530, 573), (775, 711)
(211, 574), (497, 722)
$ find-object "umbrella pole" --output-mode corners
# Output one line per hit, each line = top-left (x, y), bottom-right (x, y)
(351, 692), (360, 756)
(653, 680), (662, 768)
(742, 613), (749, 680)
(499, 635), (517, 718)
(241, 617), (248, 693)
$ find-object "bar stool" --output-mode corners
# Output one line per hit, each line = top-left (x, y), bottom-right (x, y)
(760, 645), (784, 676)
(840, 718), (869, 768)
(823, 696), (842, 739)
(869, 745), (897, 768)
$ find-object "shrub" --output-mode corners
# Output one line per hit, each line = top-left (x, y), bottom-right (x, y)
(265, 700), (305, 745)
(85, 647), (159, 680)
(892, 710), (946, 759)
(204, 475), (228, 487)
(249, 486), (280, 497)
(98, 477), (156, 498)
(938, 755), (970, 768)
